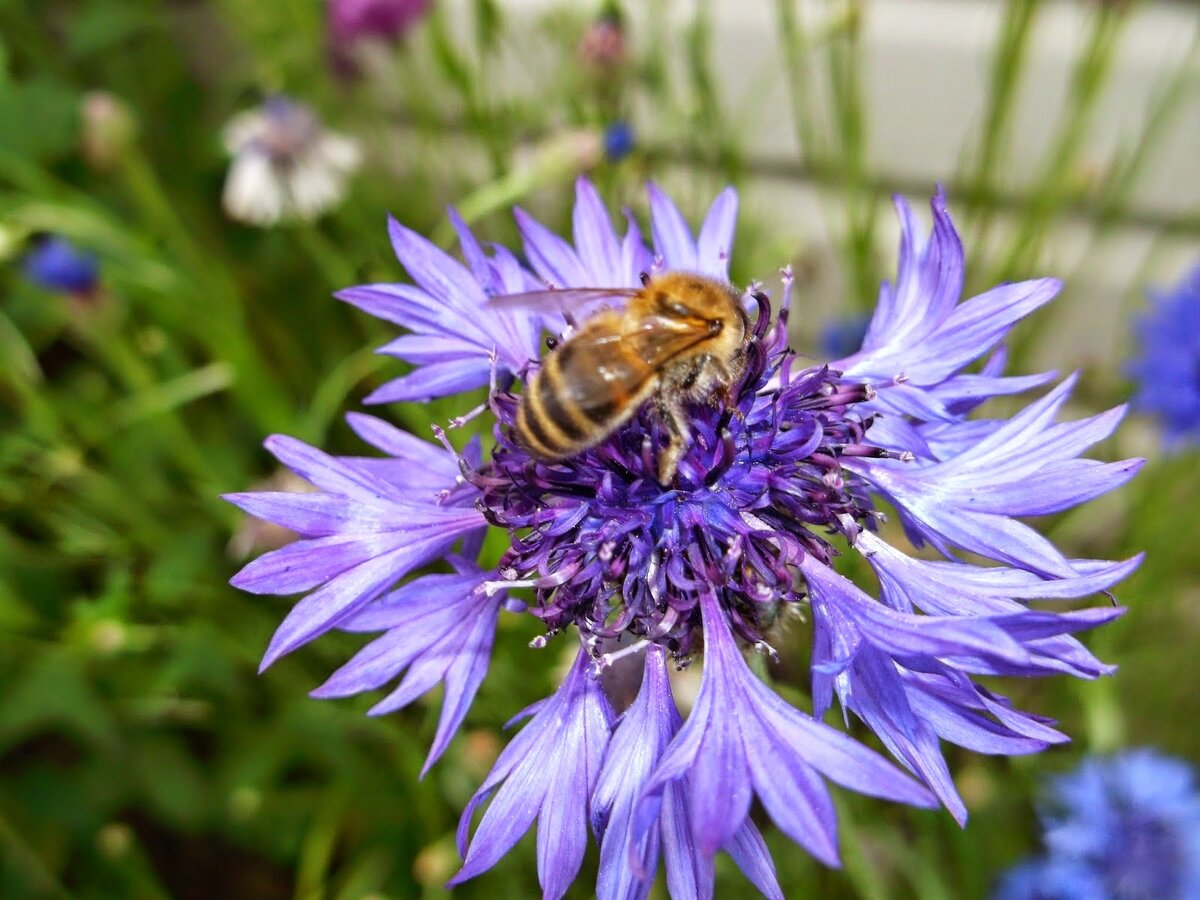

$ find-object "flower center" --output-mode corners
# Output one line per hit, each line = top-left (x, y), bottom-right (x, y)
(465, 300), (902, 661)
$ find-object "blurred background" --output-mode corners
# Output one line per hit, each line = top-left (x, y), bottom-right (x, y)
(1, 0), (1197, 897)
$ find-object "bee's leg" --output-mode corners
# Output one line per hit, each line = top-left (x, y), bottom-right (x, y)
(655, 396), (691, 485)
(698, 358), (746, 422)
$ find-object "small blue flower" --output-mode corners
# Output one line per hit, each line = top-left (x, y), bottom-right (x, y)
(818, 314), (870, 359)
(228, 179), (1142, 898)
(995, 750), (1200, 900)
(22, 236), (99, 295)
(603, 121), (635, 162)
(1127, 263), (1200, 447)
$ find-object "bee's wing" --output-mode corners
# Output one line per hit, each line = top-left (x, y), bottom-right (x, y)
(544, 314), (714, 414)
(544, 325), (651, 415)
(622, 314), (716, 368)
(486, 287), (640, 314)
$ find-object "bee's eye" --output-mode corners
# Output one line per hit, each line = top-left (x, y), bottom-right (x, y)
(666, 301), (691, 318)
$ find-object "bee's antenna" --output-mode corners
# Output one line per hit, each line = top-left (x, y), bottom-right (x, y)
(639, 271), (651, 287)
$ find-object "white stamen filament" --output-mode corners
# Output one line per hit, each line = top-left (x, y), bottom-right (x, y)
(594, 638), (651, 674)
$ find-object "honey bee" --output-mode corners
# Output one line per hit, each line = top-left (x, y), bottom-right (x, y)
(497, 271), (752, 484)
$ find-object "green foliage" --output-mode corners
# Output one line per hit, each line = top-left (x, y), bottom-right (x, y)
(1, 1), (1197, 897)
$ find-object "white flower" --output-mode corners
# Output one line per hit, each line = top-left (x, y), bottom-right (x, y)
(221, 96), (361, 226)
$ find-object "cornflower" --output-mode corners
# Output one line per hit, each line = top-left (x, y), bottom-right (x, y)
(1127, 262), (1200, 448)
(995, 750), (1200, 900)
(228, 179), (1142, 898)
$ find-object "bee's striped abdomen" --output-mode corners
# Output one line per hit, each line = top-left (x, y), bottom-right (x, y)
(515, 336), (651, 461)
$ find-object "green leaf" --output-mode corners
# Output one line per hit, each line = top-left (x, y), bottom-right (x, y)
(0, 77), (79, 163)
(0, 648), (119, 752)
(68, 1), (151, 57)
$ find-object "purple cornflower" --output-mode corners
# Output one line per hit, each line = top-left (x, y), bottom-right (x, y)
(227, 179), (1142, 897)
(22, 236), (99, 296)
(994, 750), (1200, 900)
(1127, 262), (1200, 448)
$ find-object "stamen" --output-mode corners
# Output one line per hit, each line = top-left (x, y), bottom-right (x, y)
(753, 640), (780, 663)
(450, 401), (489, 429)
(431, 424), (455, 455)
(593, 638), (651, 674)
(749, 290), (771, 341)
(839, 444), (913, 461)
(482, 562), (582, 596)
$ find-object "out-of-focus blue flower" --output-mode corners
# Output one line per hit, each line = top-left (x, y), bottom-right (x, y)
(221, 95), (361, 227)
(817, 313), (870, 360)
(1127, 263), (1200, 448)
(22, 236), (99, 295)
(994, 858), (1106, 900)
(228, 179), (1142, 897)
(995, 750), (1200, 900)
(602, 120), (635, 162)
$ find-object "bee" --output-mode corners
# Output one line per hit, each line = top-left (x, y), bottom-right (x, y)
(497, 271), (752, 484)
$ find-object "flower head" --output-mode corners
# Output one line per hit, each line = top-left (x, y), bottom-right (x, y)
(327, 0), (431, 75)
(995, 750), (1200, 900)
(1127, 262), (1200, 448)
(80, 91), (136, 172)
(221, 95), (361, 227)
(602, 120), (636, 162)
(229, 179), (1141, 897)
(22, 236), (100, 296)
(329, 0), (430, 45)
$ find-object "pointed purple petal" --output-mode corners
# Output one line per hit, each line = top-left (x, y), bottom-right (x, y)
(647, 182), (697, 270)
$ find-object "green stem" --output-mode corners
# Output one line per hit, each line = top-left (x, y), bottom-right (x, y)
(118, 150), (295, 433)
(67, 321), (229, 491)
(962, 0), (1040, 239)
(0, 810), (71, 899)
(990, 5), (1128, 283)
(775, 0), (826, 163)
